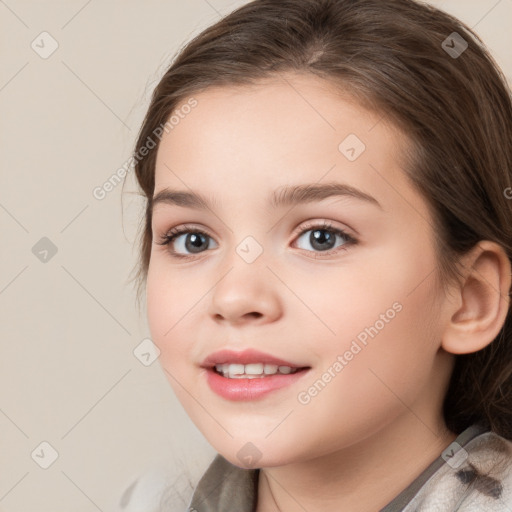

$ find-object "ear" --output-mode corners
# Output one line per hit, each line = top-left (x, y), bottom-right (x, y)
(441, 241), (511, 355)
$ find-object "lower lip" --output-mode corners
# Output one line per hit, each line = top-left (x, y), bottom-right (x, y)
(204, 367), (311, 401)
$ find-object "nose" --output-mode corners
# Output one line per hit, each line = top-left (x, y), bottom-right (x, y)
(208, 262), (283, 326)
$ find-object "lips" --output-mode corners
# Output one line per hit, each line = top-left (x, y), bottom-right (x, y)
(200, 348), (308, 369)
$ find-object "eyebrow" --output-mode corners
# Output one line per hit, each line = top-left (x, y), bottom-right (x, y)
(151, 182), (383, 212)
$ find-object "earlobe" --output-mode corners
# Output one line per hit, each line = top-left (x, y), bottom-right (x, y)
(441, 241), (511, 355)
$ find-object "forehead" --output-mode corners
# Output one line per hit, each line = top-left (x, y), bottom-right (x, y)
(152, 73), (423, 218)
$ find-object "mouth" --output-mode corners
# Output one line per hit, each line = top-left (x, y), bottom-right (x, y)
(200, 348), (311, 400)
(204, 364), (311, 401)
(211, 362), (310, 379)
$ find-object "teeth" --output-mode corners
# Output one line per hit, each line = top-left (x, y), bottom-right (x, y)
(245, 363), (264, 375)
(214, 363), (300, 378)
(264, 364), (278, 374)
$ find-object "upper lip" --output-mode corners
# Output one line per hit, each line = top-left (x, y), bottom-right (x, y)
(201, 348), (308, 369)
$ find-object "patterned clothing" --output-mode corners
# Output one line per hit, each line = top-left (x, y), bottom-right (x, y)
(187, 424), (512, 511)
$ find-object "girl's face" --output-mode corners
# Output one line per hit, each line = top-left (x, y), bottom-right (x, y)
(146, 73), (456, 468)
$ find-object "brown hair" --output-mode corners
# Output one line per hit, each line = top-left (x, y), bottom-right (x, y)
(128, 0), (512, 438)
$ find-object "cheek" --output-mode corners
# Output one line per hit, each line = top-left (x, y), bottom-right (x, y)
(146, 260), (202, 368)
(287, 239), (439, 354)
(146, 264), (209, 410)
(339, 273), (440, 391)
(303, 236), (443, 398)
(287, 286), (442, 456)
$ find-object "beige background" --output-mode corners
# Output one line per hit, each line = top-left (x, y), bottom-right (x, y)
(1, 1), (510, 511)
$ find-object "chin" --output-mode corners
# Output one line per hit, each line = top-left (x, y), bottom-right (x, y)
(211, 439), (301, 470)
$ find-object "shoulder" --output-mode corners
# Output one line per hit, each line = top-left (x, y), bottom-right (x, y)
(460, 432), (512, 508)
(403, 431), (512, 512)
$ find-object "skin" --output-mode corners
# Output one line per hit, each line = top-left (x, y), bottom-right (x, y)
(146, 72), (511, 511)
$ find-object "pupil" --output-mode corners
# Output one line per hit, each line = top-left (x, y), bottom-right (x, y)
(311, 229), (335, 251)
(186, 233), (207, 253)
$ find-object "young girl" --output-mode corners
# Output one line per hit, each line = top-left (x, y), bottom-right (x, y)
(128, 0), (512, 510)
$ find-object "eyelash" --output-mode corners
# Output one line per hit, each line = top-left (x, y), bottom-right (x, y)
(155, 221), (357, 260)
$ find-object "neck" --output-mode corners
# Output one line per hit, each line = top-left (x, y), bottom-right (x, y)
(256, 414), (457, 512)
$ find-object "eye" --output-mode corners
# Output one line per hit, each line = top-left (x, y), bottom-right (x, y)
(155, 224), (218, 259)
(155, 221), (357, 260)
(293, 221), (356, 256)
